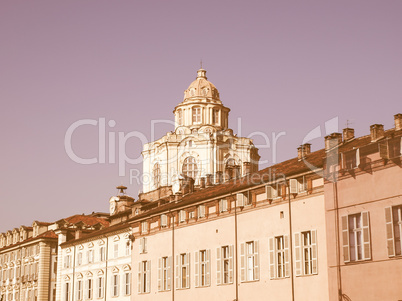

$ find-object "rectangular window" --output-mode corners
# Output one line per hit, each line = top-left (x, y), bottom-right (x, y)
(87, 250), (94, 263)
(177, 110), (183, 126)
(294, 230), (318, 276)
(114, 244), (119, 258)
(112, 274), (119, 297)
(99, 247), (105, 262)
(269, 236), (289, 279)
(385, 205), (402, 257)
(192, 107), (201, 124)
(140, 237), (147, 254)
(126, 241), (131, 256)
(342, 212), (371, 262)
(64, 283), (70, 301)
(159, 257), (171, 291)
(138, 261), (150, 293)
(198, 205), (206, 218)
(97, 277), (104, 299)
(176, 253), (190, 289)
(64, 255), (71, 268)
(212, 109), (219, 125)
(240, 241), (259, 282)
(179, 210), (186, 223)
(195, 250), (210, 287)
(124, 272), (131, 295)
(222, 246), (232, 284)
(77, 253), (82, 266)
(77, 280), (82, 300)
(87, 279), (92, 299)
(219, 199), (228, 213)
(141, 222), (148, 234)
(161, 214), (168, 227)
(343, 149), (360, 170)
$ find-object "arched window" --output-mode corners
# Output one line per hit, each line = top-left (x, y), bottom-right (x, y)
(177, 109), (183, 126)
(192, 107), (201, 124)
(182, 157), (198, 179)
(153, 163), (161, 188)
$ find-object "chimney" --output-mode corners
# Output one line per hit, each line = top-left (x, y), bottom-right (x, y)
(324, 133), (342, 151)
(180, 176), (194, 195)
(297, 143), (311, 159)
(199, 177), (206, 189)
(394, 114), (402, 131)
(370, 124), (384, 142)
(205, 174), (213, 187)
(343, 128), (355, 142)
(215, 171), (223, 184)
(243, 162), (251, 175)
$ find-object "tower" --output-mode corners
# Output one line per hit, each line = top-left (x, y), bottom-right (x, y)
(141, 68), (260, 200)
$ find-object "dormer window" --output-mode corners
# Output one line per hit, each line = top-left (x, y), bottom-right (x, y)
(343, 149), (360, 170)
(192, 107), (201, 124)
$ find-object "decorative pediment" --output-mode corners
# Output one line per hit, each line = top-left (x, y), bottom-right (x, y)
(86, 271), (93, 277)
(113, 235), (120, 242)
(78, 244), (84, 250)
(112, 266), (119, 273)
(76, 273), (83, 279)
(66, 248), (71, 253)
(97, 269), (104, 276)
(88, 242), (94, 248)
(64, 275), (70, 281)
(122, 264), (131, 271)
(123, 233), (130, 239)
(98, 239), (105, 246)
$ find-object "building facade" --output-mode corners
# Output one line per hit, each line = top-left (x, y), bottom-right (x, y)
(324, 114), (402, 301)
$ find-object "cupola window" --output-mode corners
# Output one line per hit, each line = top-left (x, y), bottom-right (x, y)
(212, 109), (220, 125)
(177, 109), (183, 126)
(192, 107), (201, 124)
(153, 163), (161, 188)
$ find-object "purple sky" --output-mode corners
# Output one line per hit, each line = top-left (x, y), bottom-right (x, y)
(1, 1), (401, 232)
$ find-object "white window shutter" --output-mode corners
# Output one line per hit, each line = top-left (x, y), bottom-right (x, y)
(311, 230), (318, 274)
(117, 275), (120, 296)
(144, 237), (148, 253)
(194, 251), (199, 287)
(356, 149), (360, 167)
(186, 253), (190, 288)
(266, 185), (274, 200)
(253, 240), (259, 281)
(236, 193), (244, 207)
(284, 235), (290, 277)
(139, 238), (144, 254)
(385, 207), (395, 257)
(289, 179), (298, 195)
(362, 211), (371, 260)
(229, 245), (234, 283)
(216, 248), (221, 285)
(137, 262), (142, 293)
(167, 256), (172, 291)
(157, 258), (162, 292)
(206, 249), (211, 286)
(146, 261), (151, 293)
(269, 237), (275, 279)
(294, 233), (301, 276)
(240, 243), (245, 282)
(175, 255), (180, 289)
(341, 215), (350, 263)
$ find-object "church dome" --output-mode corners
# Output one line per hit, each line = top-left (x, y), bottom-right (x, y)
(183, 69), (221, 102)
